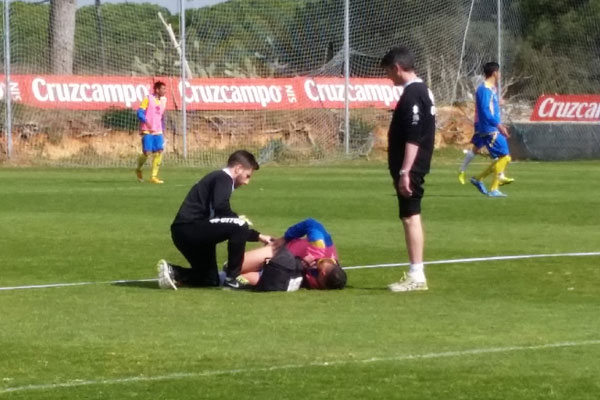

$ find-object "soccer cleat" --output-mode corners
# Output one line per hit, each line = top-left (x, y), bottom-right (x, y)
(458, 171), (466, 185)
(135, 169), (143, 183)
(388, 272), (428, 292)
(223, 275), (252, 290)
(470, 177), (488, 195)
(499, 176), (514, 186)
(487, 189), (507, 197)
(150, 176), (164, 184)
(157, 259), (177, 290)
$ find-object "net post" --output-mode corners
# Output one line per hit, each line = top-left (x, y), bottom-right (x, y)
(497, 0), (502, 97)
(3, 0), (12, 159)
(343, 0), (350, 155)
(180, 0), (187, 160)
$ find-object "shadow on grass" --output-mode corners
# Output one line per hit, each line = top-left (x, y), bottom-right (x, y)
(343, 285), (389, 291)
(112, 280), (158, 290)
(112, 281), (227, 291)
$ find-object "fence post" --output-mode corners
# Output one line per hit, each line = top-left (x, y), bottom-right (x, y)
(180, 0), (187, 160)
(343, 0), (350, 155)
(451, 0), (476, 106)
(497, 0), (502, 96)
(3, 0), (12, 159)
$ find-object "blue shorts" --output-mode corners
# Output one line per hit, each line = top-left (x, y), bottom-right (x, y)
(471, 132), (509, 159)
(141, 134), (164, 153)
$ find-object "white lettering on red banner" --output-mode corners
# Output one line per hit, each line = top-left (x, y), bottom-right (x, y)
(0, 81), (23, 102)
(303, 79), (401, 106)
(0, 75), (403, 111)
(531, 95), (600, 122)
(179, 81), (283, 108)
(31, 77), (149, 107)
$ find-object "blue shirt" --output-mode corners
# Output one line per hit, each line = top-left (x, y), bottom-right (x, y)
(474, 82), (501, 134)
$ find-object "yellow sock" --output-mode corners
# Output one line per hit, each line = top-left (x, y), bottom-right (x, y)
(152, 152), (163, 178)
(490, 175), (500, 192)
(476, 162), (495, 181)
(490, 156), (511, 191)
(136, 154), (148, 171)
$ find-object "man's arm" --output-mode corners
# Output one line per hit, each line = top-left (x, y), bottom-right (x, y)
(211, 174), (237, 218)
(398, 142), (419, 197)
(161, 98), (166, 132)
(396, 88), (426, 197)
(284, 218), (328, 247)
(137, 97), (148, 124)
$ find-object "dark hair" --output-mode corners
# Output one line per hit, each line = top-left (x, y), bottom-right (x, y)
(227, 150), (260, 170)
(380, 46), (415, 71)
(483, 62), (500, 78)
(153, 81), (166, 91)
(324, 264), (347, 290)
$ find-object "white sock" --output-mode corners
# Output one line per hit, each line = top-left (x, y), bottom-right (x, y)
(408, 263), (426, 282)
(460, 150), (476, 172)
(218, 271), (226, 286)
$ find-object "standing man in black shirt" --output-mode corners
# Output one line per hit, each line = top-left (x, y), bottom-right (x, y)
(157, 150), (272, 290)
(380, 46), (436, 292)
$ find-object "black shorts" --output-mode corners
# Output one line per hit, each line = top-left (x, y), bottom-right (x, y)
(391, 171), (425, 218)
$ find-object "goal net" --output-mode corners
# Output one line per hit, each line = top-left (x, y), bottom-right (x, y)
(1, 0), (598, 165)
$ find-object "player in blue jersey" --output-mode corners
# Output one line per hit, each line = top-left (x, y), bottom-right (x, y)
(461, 62), (513, 197)
(458, 62), (513, 194)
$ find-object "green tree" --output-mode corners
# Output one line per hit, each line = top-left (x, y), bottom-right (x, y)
(512, 0), (600, 96)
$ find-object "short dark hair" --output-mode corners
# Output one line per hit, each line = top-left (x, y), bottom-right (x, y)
(483, 62), (500, 78)
(227, 150), (259, 170)
(324, 264), (347, 290)
(153, 81), (166, 91)
(380, 46), (415, 71)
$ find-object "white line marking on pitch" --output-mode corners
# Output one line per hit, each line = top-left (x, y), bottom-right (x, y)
(1, 251), (599, 291)
(0, 279), (157, 291)
(1, 339), (599, 394)
(343, 251), (600, 270)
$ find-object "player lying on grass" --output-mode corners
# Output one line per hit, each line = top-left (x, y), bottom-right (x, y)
(156, 150), (272, 290)
(235, 218), (347, 291)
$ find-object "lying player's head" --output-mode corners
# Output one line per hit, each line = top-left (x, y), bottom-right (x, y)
(227, 150), (260, 187)
(483, 62), (500, 79)
(153, 81), (167, 96)
(380, 46), (415, 85)
(316, 258), (347, 290)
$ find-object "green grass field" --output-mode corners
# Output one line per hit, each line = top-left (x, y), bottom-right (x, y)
(1, 151), (600, 399)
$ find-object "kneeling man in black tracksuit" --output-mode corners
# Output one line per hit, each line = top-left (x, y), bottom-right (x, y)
(157, 150), (272, 290)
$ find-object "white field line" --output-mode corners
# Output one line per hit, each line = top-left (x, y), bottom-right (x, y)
(1, 251), (599, 291)
(1, 339), (599, 395)
(343, 251), (600, 270)
(0, 279), (157, 291)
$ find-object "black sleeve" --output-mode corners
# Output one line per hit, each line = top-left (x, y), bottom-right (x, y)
(401, 87), (428, 145)
(211, 174), (237, 218)
(247, 229), (261, 242)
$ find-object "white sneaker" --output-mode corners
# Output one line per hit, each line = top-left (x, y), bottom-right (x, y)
(157, 259), (177, 290)
(388, 272), (428, 292)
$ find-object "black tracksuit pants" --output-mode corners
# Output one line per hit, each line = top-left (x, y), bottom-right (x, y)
(170, 218), (254, 287)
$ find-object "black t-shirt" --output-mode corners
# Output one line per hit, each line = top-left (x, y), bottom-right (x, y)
(387, 79), (436, 175)
(171, 169), (237, 225)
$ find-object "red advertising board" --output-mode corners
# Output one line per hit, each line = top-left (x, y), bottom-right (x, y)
(531, 94), (600, 122)
(0, 75), (402, 111)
